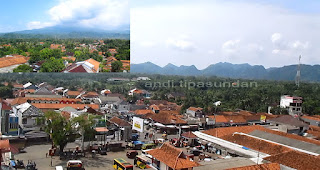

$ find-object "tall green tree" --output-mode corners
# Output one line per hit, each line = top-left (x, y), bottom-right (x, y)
(40, 57), (65, 72)
(72, 114), (96, 152)
(111, 61), (123, 72)
(44, 111), (77, 153)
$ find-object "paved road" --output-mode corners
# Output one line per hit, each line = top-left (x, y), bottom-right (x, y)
(14, 128), (180, 170)
(14, 143), (141, 170)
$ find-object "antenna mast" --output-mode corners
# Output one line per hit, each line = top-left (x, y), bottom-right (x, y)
(295, 55), (301, 87)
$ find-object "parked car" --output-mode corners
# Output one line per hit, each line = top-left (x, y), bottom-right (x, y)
(190, 149), (202, 156)
(126, 150), (138, 159)
(141, 143), (156, 150)
(132, 134), (139, 141)
(56, 166), (63, 170)
(67, 160), (84, 170)
(98, 147), (107, 155)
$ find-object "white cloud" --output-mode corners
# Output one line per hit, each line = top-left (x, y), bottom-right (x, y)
(271, 33), (283, 43)
(270, 33), (310, 56)
(27, 21), (55, 30)
(166, 38), (196, 52)
(291, 41), (309, 49)
(222, 39), (240, 54)
(27, 0), (129, 30)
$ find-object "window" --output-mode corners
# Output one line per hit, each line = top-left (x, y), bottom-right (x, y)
(22, 118), (27, 124)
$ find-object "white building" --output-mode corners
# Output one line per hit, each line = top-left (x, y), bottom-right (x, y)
(12, 102), (43, 131)
(280, 95), (303, 116)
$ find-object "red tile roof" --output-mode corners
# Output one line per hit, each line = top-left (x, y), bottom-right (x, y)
(135, 110), (154, 115)
(147, 111), (187, 125)
(67, 91), (81, 96)
(204, 125), (320, 146)
(203, 125), (268, 138)
(85, 58), (100, 73)
(222, 133), (292, 155)
(11, 97), (81, 105)
(307, 125), (320, 139)
(0, 140), (10, 151)
(238, 110), (254, 116)
(207, 115), (229, 123)
(0, 55), (29, 68)
(225, 115), (247, 123)
(264, 151), (320, 170)
(226, 163), (280, 170)
(109, 116), (131, 127)
(181, 131), (197, 138)
(32, 103), (99, 110)
(62, 57), (76, 61)
(147, 143), (199, 169)
(83, 91), (99, 97)
(63, 64), (88, 73)
(302, 115), (320, 122)
(188, 107), (203, 112)
(108, 49), (117, 53)
(1, 101), (11, 110)
(150, 104), (160, 110)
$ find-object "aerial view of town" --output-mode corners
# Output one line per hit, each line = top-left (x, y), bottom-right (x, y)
(0, 73), (319, 170)
(0, 0), (320, 169)
(0, 39), (130, 73)
(0, 0), (130, 73)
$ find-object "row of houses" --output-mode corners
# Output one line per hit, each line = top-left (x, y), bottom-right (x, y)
(0, 41), (128, 73)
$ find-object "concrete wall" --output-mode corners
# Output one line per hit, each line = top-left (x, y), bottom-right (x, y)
(0, 64), (22, 73)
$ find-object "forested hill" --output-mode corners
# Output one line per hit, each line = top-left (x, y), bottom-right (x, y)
(131, 62), (320, 82)
(0, 26), (130, 39)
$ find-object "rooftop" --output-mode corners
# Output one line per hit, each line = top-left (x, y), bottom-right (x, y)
(31, 103), (99, 110)
(147, 143), (199, 169)
(226, 163), (280, 170)
(264, 151), (320, 170)
(188, 107), (203, 112)
(134, 109), (154, 115)
(109, 116), (131, 127)
(268, 115), (308, 127)
(0, 55), (29, 68)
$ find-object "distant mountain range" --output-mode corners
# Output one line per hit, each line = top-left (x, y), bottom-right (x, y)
(0, 25), (130, 39)
(131, 62), (320, 82)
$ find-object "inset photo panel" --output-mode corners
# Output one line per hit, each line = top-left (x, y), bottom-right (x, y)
(0, 0), (130, 73)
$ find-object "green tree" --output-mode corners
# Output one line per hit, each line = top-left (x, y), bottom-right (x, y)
(44, 111), (77, 153)
(72, 114), (96, 152)
(111, 61), (123, 72)
(0, 86), (13, 98)
(40, 57), (65, 72)
(13, 64), (33, 73)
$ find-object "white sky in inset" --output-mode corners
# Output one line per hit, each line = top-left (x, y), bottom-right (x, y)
(131, 0), (320, 69)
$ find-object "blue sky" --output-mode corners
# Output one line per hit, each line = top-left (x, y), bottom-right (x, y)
(0, 0), (55, 32)
(0, 0), (129, 33)
(131, 0), (320, 68)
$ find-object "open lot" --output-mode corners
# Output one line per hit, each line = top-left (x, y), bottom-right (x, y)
(14, 143), (140, 170)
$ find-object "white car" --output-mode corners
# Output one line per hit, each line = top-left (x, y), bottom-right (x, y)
(56, 166), (63, 170)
